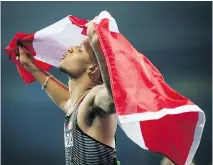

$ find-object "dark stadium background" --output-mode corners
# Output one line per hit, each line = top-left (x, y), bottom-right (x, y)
(1, 1), (212, 165)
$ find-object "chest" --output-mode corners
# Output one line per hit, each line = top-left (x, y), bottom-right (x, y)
(66, 91), (97, 129)
(65, 93), (117, 148)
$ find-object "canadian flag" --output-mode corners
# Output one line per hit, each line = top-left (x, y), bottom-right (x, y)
(5, 11), (205, 165)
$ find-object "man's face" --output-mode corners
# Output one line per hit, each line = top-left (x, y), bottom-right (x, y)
(59, 39), (95, 78)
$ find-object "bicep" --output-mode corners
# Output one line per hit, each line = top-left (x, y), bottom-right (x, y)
(94, 85), (115, 115)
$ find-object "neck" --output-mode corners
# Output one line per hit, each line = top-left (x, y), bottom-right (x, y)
(68, 75), (95, 105)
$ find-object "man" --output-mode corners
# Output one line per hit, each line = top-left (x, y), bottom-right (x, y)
(16, 20), (118, 165)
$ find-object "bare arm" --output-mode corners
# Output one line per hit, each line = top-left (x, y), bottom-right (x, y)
(93, 85), (115, 115)
(17, 46), (69, 113)
(87, 22), (115, 114)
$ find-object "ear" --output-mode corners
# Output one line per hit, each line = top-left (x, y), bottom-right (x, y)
(87, 65), (102, 84)
(87, 64), (98, 74)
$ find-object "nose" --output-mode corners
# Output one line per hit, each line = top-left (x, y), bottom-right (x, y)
(67, 47), (74, 53)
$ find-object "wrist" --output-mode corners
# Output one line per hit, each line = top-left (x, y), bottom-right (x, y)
(41, 74), (52, 90)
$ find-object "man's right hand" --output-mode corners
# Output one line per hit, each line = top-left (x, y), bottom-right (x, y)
(16, 46), (69, 113)
(16, 46), (37, 71)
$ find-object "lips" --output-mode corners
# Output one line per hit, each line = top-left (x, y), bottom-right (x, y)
(61, 54), (66, 60)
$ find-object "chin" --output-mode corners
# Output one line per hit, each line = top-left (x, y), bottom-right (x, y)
(59, 66), (68, 74)
(58, 62), (66, 72)
(58, 59), (65, 68)
(58, 62), (62, 68)
(58, 64), (73, 77)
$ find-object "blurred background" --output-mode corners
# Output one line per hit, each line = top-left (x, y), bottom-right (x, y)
(1, 1), (212, 165)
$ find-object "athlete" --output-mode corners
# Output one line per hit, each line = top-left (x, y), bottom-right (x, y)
(16, 20), (118, 165)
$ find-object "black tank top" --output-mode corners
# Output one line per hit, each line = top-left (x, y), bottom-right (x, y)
(64, 103), (117, 165)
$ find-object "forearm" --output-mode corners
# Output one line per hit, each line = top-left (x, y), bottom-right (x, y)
(27, 64), (69, 112)
(88, 34), (113, 100)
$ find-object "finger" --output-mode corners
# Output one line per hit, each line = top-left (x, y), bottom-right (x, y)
(18, 46), (24, 55)
(15, 52), (20, 58)
(16, 56), (19, 60)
